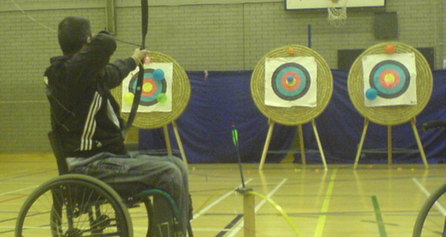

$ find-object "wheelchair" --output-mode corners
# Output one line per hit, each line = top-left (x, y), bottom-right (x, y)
(412, 120), (446, 237)
(15, 130), (193, 237)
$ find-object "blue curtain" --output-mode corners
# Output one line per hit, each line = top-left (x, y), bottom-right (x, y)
(140, 70), (446, 164)
(139, 71), (295, 163)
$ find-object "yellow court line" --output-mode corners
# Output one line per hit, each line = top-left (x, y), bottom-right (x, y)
(313, 169), (338, 237)
(249, 191), (301, 237)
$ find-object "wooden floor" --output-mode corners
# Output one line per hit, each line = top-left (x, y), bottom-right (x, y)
(0, 153), (445, 237)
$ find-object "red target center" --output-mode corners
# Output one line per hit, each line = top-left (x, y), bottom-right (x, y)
(379, 69), (400, 89)
(281, 71), (301, 91)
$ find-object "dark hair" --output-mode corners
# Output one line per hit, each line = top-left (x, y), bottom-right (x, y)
(58, 16), (92, 55)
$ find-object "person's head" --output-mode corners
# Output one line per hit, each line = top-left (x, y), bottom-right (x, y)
(58, 16), (92, 55)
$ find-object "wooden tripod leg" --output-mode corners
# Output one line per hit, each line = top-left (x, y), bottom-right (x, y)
(163, 125), (173, 156)
(298, 124), (306, 165)
(410, 118), (429, 168)
(311, 120), (328, 171)
(172, 121), (188, 167)
(387, 125), (393, 165)
(259, 121), (275, 171)
(354, 118), (369, 169)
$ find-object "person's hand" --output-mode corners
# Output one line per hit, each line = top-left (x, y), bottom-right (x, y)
(132, 48), (150, 65)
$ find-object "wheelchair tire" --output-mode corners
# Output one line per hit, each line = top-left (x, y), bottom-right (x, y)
(412, 182), (446, 237)
(15, 174), (133, 237)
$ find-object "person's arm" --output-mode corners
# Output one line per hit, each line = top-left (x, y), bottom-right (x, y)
(64, 32), (117, 86)
(99, 48), (149, 89)
(99, 57), (137, 89)
(64, 32), (148, 89)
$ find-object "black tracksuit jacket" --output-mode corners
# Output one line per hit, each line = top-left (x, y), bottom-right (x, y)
(44, 33), (137, 158)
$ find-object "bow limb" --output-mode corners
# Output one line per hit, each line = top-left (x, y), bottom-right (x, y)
(123, 0), (149, 136)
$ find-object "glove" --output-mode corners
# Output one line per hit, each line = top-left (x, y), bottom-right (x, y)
(132, 48), (150, 66)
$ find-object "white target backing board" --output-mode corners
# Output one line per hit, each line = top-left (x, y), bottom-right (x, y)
(285, 0), (385, 10)
(264, 57), (317, 108)
(362, 53), (417, 107)
(121, 62), (173, 112)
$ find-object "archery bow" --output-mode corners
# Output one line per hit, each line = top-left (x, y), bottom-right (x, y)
(123, 0), (149, 137)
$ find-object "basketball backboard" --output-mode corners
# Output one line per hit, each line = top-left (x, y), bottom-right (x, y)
(285, 0), (385, 10)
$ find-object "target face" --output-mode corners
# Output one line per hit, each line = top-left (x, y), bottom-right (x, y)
(265, 57), (317, 108)
(362, 53), (417, 107)
(272, 62), (311, 101)
(128, 68), (167, 106)
(121, 63), (173, 112)
(369, 60), (410, 98)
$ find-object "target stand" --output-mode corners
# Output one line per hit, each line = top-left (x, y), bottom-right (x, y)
(112, 51), (191, 167)
(348, 42), (433, 168)
(251, 45), (333, 171)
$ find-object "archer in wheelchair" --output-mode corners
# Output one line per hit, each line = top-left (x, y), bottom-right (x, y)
(16, 16), (193, 237)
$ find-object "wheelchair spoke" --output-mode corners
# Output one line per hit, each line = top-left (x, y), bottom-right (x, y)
(15, 174), (132, 237)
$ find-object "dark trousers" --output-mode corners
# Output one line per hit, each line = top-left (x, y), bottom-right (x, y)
(67, 152), (191, 236)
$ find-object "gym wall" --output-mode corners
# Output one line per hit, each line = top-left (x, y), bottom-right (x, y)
(0, 0), (444, 152)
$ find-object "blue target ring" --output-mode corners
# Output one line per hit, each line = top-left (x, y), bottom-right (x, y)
(369, 60), (410, 99)
(128, 68), (167, 106)
(271, 62), (311, 101)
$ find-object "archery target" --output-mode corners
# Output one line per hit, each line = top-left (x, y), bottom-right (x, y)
(265, 57), (317, 107)
(121, 62), (173, 112)
(362, 53), (417, 107)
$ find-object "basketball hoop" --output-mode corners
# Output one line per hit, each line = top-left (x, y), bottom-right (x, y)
(327, 0), (348, 28)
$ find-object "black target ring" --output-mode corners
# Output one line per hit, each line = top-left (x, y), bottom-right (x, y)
(271, 62), (312, 101)
(369, 60), (411, 99)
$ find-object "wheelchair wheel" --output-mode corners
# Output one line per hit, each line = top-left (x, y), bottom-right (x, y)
(15, 174), (133, 237)
(412, 182), (446, 237)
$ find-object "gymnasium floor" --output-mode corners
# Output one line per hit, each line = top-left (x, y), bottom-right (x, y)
(0, 153), (445, 237)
